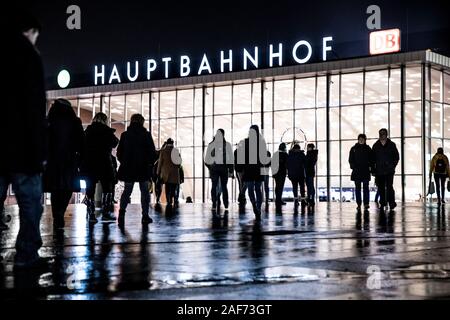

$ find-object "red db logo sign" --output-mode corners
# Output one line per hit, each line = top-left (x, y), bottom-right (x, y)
(370, 29), (401, 55)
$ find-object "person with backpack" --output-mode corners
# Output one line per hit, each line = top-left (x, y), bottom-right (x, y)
(287, 144), (307, 207)
(429, 148), (450, 205)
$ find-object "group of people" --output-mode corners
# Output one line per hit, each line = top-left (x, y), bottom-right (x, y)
(205, 125), (319, 220)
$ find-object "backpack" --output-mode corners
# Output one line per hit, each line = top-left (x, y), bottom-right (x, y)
(435, 158), (447, 174)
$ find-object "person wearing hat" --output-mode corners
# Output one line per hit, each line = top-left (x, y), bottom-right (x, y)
(429, 147), (450, 205)
(43, 99), (85, 229)
(349, 134), (374, 211)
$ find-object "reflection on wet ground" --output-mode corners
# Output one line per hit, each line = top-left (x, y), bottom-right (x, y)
(1, 202), (450, 300)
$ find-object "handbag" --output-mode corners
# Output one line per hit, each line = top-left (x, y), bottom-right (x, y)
(447, 180), (450, 192)
(428, 179), (435, 195)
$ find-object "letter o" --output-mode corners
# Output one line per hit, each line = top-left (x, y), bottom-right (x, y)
(292, 40), (313, 64)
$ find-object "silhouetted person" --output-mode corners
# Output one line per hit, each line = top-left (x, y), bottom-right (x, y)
(288, 144), (306, 207)
(305, 143), (318, 207)
(272, 143), (288, 209)
(372, 129), (399, 211)
(0, 188), (8, 231)
(0, 12), (48, 269)
(153, 144), (166, 204)
(262, 151), (272, 207)
(205, 129), (234, 212)
(429, 147), (450, 205)
(81, 112), (119, 223)
(349, 134), (373, 211)
(175, 165), (185, 208)
(43, 99), (84, 230)
(234, 140), (247, 206)
(242, 125), (269, 219)
(157, 139), (182, 208)
(117, 114), (157, 225)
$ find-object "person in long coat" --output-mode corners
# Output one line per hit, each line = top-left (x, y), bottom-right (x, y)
(43, 99), (84, 229)
(349, 134), (373, 211)
(81, 112), (119, 223)
(287, 144), (306, 206)
(157, 139), (182, 208)
(117, 114), (157, 225)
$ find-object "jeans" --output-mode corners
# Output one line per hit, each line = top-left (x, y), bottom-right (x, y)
(306, 176), (316, 204)
(354, 180), (370, 206)
(211, 170), (229, 208)
(0, 174), (43, 264)
(376, 174), (396, 206)
(274, 175), (286, 205)
(434, 174), (447, 201)
(236, 172), (247, 204)
(290, 177), (306, 200)
(120, 181), (151, 215)
(263, 175), (270, 202)
(247, 181), (263, 212)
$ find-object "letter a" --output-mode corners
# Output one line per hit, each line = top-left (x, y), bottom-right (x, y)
(366, 5), (381, 30)
(66, 5), (81, 30)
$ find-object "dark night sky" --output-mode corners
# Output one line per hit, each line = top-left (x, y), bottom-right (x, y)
(7, 0), (450, 89)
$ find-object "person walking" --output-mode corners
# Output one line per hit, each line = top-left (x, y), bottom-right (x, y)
(242, 125), (269, 219)
(272, 143), (288, 208)
(43, 99), (84, 230)
(117, 114), (157, 225)
(349, 134), (373, 211)
(205, 129), (234, 212)
(157, 139), (182, 208)
(262, 151), (272, 207)
(429, 147), (450, 205)
(0, 12), (48, 269)
(234, 140), (247, 207)
(372, 129), (400, 211)
(287, 144), (307, 207)
(81, 112), (119, 223)
(305, 143), (318, 207)
(0, 188), (9, 231)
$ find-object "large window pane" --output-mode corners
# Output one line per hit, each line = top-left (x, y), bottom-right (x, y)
(151, 92), (159, 120)
(274, 111), (293, 145)
(110, 95), (125, 123)
(295, 109), (316, 143)
(194, 88), (203, 117)
(365, 104), (389, 139)
(444, 104), (450, 139)
(404, 138), (422, 174)
(126, 94), (141, 122)
(177, 118), (194, 147)
(151, 120), (159, 149)
(263, 112), (274, 144)
(405, 176), (422, 202)
(252, 82), (262, 113)
(178, 90), (194, 118)
(445, 73), (450, 105)
(365, 70), (389, 104)
(405, 102), (422, 137)
(213, 115), (232, 142)
(330, 141), (340, 176)
(295, 77), (315, 109)
(317, 142), (327, 177)
(160, 91), (176, 119)
(341, 73), (363, 106)
(214, 86), (232, 115)
(274, 80), (294, 111)
(341, 140), (355, 176)
(405, 67), (422, 101)
(263, 81), (273, 112)
(233, 113), (252, 145)
(390, 69), (402, 103)
(80, 98), (94, 125)
(431, 103), (443, 138)
(318, 76), (329, 108)
(233, 84), (252, 114)
(390, 103), (401, 138)
(179, 147), (194, 179)
(329, 108), (340, 139)
(316, 108), (327, 141)
(341, 106), (363, 140)
(160, 118), (176, 145)
(431, 69), (443, 103)
(194, 117), (203, 147)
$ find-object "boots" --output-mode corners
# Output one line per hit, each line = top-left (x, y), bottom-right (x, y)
(102, 193), (116, 221)
(84, 197), (97, 223)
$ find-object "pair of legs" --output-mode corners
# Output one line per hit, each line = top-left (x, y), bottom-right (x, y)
(51, 191), (73, 229)
(0, 174), (43, 267)
(263, 175), (270, 204)
(211, 170), (229, 209)
(274, 175), (286, 206)
(376, 174), (396, 209)
(354, 180), (370, 208)
(119, 181), (153, 224)
(154, 178), (163, 204)
(247, 181), (263, 216)
(85, 176), (115, 221)
(305, 176), (316, 205)
(165, 183), (179, 206)
(236, 171), (247, 205)
(434, 174), (447, 203)
(290, 177), (306, 202)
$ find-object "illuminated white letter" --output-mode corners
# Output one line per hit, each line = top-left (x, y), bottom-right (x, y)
(66, 5), (81, 30)
(243, 47), (259, 70)
(147, 59), (157, 80)
(109, 64), (121, 84)
(323, 37), (333, 61)
(269, 43), (283, 67)
(127, 61), (139, 82)
(198, 54), (212, 75)
(162, 57), (172, 79)
(94, 65), (105, 85)
(292, 40), (312, 64)
(180, 56), (191, 77)
(366, 5), (381, 30)
(220, 50), (233, 73)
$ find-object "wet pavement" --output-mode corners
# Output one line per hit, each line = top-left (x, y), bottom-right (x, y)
(1, 202), (450, 300)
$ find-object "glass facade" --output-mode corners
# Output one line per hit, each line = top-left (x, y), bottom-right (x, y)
(56, 63), (450, 204)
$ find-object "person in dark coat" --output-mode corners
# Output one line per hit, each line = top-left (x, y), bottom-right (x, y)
(81, 112), (119, 223)
(43, 99), (84, 229)
(305, 143), (318, 206)
(205, 129), (234, 212)
(0, 12), (48, 269)
(372, 129), (400, 211)
(241, 125), (269, 219)
(287, 144), (307, 206)
(234, 140), (247, 206)
(262, 151), (272, 207)
(0, 188), (9, 231)
(117, 114), (157, 225)
(349, 134), (373, 211)
(272, 143), (288, 208)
